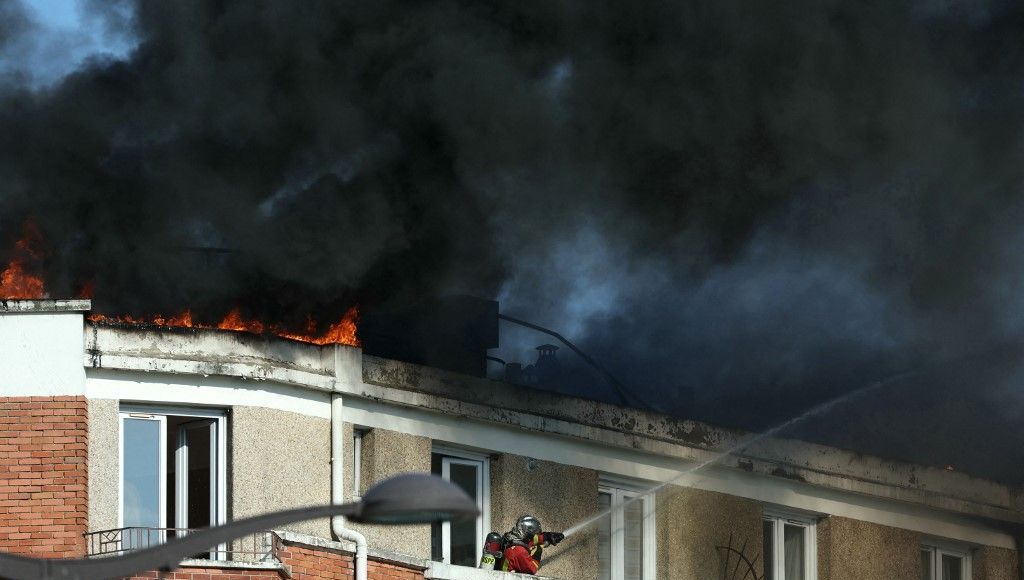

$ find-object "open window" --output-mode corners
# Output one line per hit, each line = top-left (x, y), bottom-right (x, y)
(430, 447), (490, 567)
(119, 406), (227, 554)
(763, 510), (817, 580)
(921, 542), (972, 580)
(597, 482), (656, 580)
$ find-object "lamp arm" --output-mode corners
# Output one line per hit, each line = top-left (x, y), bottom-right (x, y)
(0, 502), (361, 580)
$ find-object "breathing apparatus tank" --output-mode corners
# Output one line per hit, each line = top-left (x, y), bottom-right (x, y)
(478, 531), (505, 569)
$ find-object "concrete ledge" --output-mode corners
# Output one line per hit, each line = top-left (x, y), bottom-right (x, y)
(273, 529), (427, 570)
(179, 558), (284, 570)
(273, 529), (356, 556)
(0, 299), (90, 312)
(84, 323), (337, 391)
(425, 561), (556, 580)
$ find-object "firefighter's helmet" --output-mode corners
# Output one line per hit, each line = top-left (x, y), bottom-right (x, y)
(516, 515), (542, 537)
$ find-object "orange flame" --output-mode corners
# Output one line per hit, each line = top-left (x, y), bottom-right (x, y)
(87, 306), (360, 347)
(3, 221), (360, 347)
(0, 222), (47, 299)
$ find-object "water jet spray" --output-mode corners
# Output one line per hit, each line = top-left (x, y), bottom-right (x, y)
(561, 369), (916, 539)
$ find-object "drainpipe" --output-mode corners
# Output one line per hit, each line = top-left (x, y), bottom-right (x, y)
(332, 393), (368, 580)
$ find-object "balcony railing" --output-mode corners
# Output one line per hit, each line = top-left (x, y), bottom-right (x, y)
(84, 527), (276, 562)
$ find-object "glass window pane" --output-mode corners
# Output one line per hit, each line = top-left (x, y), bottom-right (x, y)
(763, 520), (775, 580)
(448, 462), (479, 567)
(597, 492), (611, 580)
(430, 454), (442, 561)
(623, 496), (644, 580)
(123, 418), (161, 547)
(941, 554), (963, 580)
(783, 524), (805, 580)
(921, 549), (933, 580)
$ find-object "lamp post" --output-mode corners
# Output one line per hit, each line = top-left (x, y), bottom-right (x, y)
(0, 473), (479, 580)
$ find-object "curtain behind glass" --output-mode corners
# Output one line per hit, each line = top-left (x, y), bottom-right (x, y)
(763, 520), (775, 580)
(783, 525), (805, 580)
(921, 549), (932, 580)
(941, 554), (962, 580)
(623, 497), (644, 580)
(598, 492), (611, 580)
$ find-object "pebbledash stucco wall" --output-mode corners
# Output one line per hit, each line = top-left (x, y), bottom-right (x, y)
(973, 545), (1019, 580)
(490, 454), (600, 580)
(87, 398), (120, 533)
(654, 486), (763, 580)
(817, 516), (919, 580)
(346, 426), (432, 559)
(231, 406), (332, 538)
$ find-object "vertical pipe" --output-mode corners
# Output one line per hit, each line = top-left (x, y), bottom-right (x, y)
(331, 393), (367, 580)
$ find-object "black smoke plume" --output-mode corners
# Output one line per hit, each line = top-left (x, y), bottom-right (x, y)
(3, 0), (1024, 481)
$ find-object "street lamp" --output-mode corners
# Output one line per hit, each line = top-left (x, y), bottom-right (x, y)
(0, 473), (479, 580)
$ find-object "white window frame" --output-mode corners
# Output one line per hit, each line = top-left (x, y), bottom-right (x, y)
(118, 406), (228, 536)
(118, 412), (168, 532)
(921, 540), (973, 580)
(763, 509), (818, 580)
(433, 446), (490, 566)
(598, 478), (657, 580)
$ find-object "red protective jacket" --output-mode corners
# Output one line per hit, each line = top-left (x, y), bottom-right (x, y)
(502, 544), (540, 574)
(502, 533), (548, 574)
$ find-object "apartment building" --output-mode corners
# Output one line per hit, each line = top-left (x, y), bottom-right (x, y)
(0, 299), (1021, 580)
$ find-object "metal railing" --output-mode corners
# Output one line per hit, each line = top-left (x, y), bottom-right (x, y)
(84, 527), (276, 562)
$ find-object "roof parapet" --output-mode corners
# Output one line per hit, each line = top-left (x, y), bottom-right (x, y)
(0, 299), (91, 313)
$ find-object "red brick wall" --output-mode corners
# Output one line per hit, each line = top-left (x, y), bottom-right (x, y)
(0, 396), (88, 558)
(121, 570), (282, 580)
(275, 540), (426, 580)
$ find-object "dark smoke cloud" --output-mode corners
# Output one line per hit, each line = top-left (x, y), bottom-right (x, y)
(3, 0), (1024, 481)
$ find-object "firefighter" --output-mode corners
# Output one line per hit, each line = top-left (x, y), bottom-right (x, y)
(501, 515), (565, 575)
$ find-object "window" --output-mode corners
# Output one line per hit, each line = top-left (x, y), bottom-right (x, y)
(430, 447), (490, 567)
(921, 543), (972, 580)
(597, 483), (656, 580)
(763, 511), (817, 580)
(119, 407), (227, 553)
(351, 428), (366, 500)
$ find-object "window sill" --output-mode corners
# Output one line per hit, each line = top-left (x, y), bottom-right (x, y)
(178, 558), (287, 571)
(425, 561), (559, 580)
